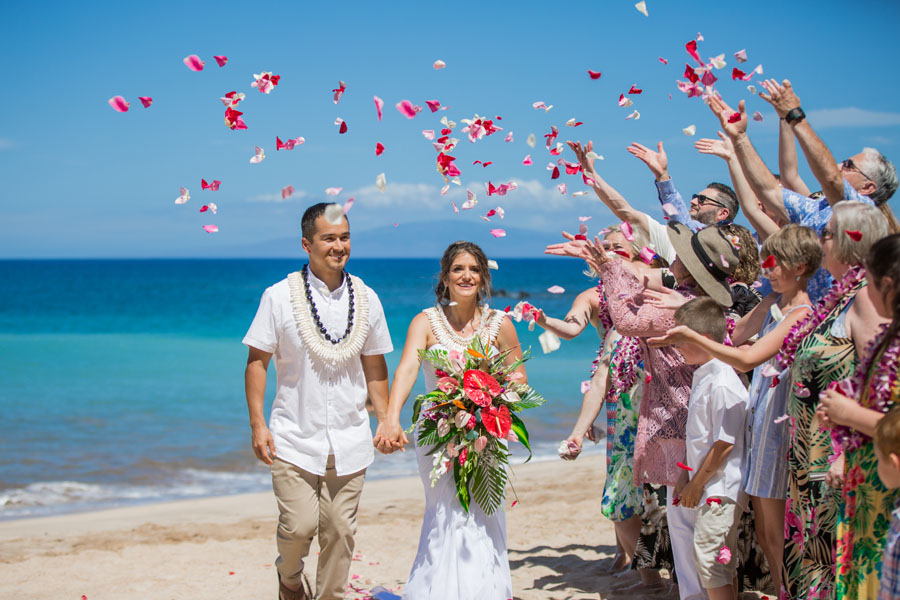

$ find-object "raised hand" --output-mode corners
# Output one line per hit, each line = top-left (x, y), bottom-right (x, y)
(759, 78), (801, 119)
(627, 141), (668, 180)
(708, 95), (748, 139)
(694, 131), (735, 161)
(545, 230), (589, 258)
(643, 288), (689, 311)
(580, 236), (613, 274)
(646, 324), (693, 348)
(567, 140), (596, 175)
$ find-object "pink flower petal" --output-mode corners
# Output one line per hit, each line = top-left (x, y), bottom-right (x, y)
(433, 59), (446, 70)
(556, 183), (567, 194)
(547, 285), (565, 294)
(175, 187), (190, 205)
(522, 155), (532, 166)
(426, 100), (441, 112)
(108, 96), (130, 112)
(490, 229), (506, 238)
(375, 142), (385, 156)
(452, 201), (459, 213)
(332, 80), (346, 104)
(202, 225), (218, 233)
(659, 57), (669, 65)
(373, 95), (384, 121)
(661, 202), (679, 216)
(396, 100), (418, 119)
(774, 414), (790, 424)
(580, 380), (592, 394)
(213, 55), (228, 67)
(620, 221), (634, 241)
(717, 546), (732, 565)
(734, 49), (747, 63)
(504, 132), (514, 142)
(639, 246), (656, 264)
(183, 54), (205, 71)
(138, 96), (152, 108)
(201, 179), (221, 191)
(760, 364), (780, 378)
(325, 187), (343, 196)
(422, 129), (435, 140)
(753, 111), (763, 122)
(281, 185), (295, 200)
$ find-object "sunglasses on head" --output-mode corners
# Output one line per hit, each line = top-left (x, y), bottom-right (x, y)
(692, 193), (726, 208)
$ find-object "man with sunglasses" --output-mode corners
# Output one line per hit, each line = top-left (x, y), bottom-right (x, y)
(628, 141), (739, 231)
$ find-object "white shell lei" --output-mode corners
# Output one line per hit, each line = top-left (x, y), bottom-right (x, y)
(287, 271), (370, 366)
(424, 306), (505, 353)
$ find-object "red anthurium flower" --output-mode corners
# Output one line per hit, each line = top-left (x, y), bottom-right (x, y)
(463, 369), (501, 407)
(482, 404), (511, 439)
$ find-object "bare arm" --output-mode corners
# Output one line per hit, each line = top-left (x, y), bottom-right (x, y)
(708, 95), (790, 223)
(695, 132), (780, 241)
(245, 346), (276, 465)
(760, 79), (843, 206)
(536, 288), (597, 340)
(778, 118), (811, 196)
(383, 313), (430, 448)
(846, 286), (891, 360)
(495, 316), (528, 384)
(564, 352), (610, 458)
(362, 353), (391, 451)
(568, 140), (651, 238)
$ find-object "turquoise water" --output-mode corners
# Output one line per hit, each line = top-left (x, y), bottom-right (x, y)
(0, 258), (605, 518)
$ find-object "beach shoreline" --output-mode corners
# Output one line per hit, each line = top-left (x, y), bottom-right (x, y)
(0, 455), (671, 600)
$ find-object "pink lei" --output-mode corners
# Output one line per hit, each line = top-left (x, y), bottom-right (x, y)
(776, 264), (867, 371)
(832, 324), (900, 452)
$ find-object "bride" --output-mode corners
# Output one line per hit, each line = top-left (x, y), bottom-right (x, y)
(379, 241), (526, 599)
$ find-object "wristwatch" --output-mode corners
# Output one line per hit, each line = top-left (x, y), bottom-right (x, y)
(784, 107), (805, 125)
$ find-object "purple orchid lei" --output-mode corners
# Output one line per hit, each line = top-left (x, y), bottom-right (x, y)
(832, 324), (900, 452)
(776, 264), (867, 371)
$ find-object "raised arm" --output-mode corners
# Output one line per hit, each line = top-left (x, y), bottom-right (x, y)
(568, 140), (651, 238)
(535, 287), (598, 340)
(646, 300), (810, 373)
(695, 132), (780, 241)
(628, 141), (703, 231)
(778, 117), (812, 196)
(708, 95), (790, 223)
(382, 313), (431, 451)
(760, 79), (843, 206)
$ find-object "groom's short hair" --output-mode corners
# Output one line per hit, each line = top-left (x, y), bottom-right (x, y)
(301, 202), (349, 240)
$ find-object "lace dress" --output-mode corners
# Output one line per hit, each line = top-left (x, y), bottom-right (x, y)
(401, 306), (512, 600)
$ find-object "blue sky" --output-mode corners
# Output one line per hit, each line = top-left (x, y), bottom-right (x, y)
(2, 0), (899, 258)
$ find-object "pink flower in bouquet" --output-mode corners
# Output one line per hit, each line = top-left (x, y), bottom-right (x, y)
(474, 435), (488, 453)
(458, 447), (468, 466)
(506, 429), (519, 442)
(448, 350), (466, 374)
(437, 376), (459, 394)
(437, 418), (451, 437)
(447, 442), (459, 458)
(435, 369), (449, 378)
(454, 411), (472, 429)
(482, 404), (511, 439)
(464, 370), (502, 407)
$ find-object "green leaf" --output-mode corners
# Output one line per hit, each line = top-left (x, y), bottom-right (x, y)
(454, 460), (470, 512)
(509, 412), (532, 461)
(470, 446), (508, 515)
(507, 385), (546, 412)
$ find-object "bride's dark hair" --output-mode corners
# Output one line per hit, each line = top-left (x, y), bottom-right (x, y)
(435, 241), (492, 305)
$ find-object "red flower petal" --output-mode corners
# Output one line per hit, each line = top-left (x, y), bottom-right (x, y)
(375, 142), (385, 156)
(677, 461), (693, 471)
(551, 166), (560, 179)
(628, 84), (643, 95)
(761, 255), (776, 269)
(339, 120), (348, 134)
(587, 70), (602, 80)
(845, 230), (863, 241)
(685, 40), (702, 64)
(732, 67), (747, 80)
(727, 112), (742, 124)
(684, 64), (699, 84)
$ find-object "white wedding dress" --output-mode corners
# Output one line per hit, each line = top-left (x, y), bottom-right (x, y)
(400, 307), (512, 600)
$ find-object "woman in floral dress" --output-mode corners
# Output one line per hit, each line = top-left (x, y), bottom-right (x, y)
(779, 203), (889, 599)
(818, 233), (900, 600)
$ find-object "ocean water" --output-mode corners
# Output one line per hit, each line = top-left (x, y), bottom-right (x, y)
(0, 258), (606, 519)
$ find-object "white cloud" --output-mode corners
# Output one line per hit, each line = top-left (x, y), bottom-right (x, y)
(247, 190), (308, 203)
(805, 107), (900, 129)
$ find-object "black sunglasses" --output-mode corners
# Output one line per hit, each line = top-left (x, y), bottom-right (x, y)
(692, 193), (726, 208)
(840, 158), (875, 183)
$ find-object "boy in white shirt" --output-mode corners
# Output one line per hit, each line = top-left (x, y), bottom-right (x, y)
(670, 297), (750, 600)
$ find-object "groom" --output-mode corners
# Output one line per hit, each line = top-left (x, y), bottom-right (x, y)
(243, 202), (393, 600)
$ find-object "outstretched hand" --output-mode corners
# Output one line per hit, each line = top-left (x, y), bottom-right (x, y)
(758, 78), (801, 119)
(567, 140), (596, 176)
(694, 131), (734, 161)
(708, 95), (748, 138)
(646, 324), (695, 348)
(627, 141), (668, 180)
(642, 287), (689, 312)
(581, 236), (613, 274)
(545, 231), (589, 258)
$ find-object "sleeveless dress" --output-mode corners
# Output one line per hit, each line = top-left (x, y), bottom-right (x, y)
(401, 306), (512, 600)
(783, 280), (866, 600)
(742, 300), (811, 499)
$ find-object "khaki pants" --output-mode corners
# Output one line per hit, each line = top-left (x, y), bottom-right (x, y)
(271, 456), (366, 600)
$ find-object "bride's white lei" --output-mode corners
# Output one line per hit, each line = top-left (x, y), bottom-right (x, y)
(287, 271), (370, 366)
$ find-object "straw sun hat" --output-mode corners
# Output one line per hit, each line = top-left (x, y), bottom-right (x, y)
(666, 222), (739, 307)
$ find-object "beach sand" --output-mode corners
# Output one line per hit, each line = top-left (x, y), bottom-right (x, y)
(0, 456), (762, 599)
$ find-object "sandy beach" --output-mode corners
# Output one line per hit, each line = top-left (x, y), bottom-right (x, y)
(0, 455), (693, 600)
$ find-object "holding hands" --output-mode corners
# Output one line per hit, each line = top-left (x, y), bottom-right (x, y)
(374, 420), (408, 454)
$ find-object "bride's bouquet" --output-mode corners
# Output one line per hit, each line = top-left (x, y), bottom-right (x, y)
(410, 337), (545, 515)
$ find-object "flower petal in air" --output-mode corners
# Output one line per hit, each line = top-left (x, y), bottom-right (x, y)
(753, 111), (763, 122)
(373, 96), (384, 120)
(708, 54), (726, 70)
(717, 546), (732, 565)
(682, 124), (696, 136)
(213, 55), (228, 67)
(183, 55), (205, 71)
(557, 183), (567, 194)
(433, 59), (446, 70)
(108, 96), (130, 112)
(539, 330), (561, 354)
(659, 56), (668, 65)
(281, 185), (295, 200)
(639, 246), (656, 264)
(325, 187), (343, 196)
(620, 221), (635, 241)
(202, 225), (218, 233)
(677, 461), (693, 471)
(628, 84), (643, 94)
(175, 187), (190, 205)
(760, 363), (780, 378)
(462, 189), (477, 210)
(634, 1), (648, 16)
(138, 96), (152, 108)
(685, 40), (702, 65)
(734, 49), (747, 63)
(505, 131), (514, 142)
(395, 100), (418, 119)
(332, 80), (346, 104)
(375, 173), (386, 193)
(422, 129), (435, 140)
(490, 229), (506, 238)
(426, 100), (441, 112)
(587, 70), (602, 80)
(324, 204), (344, 225)
(845, 230), (863, 241)
(625, 110), (640, 120)
(581, 380), (592, 394)
(761, 255), (776, 269)
(201, 179), (221, 191)
(375, 142), (385, 156)
(547, 285), (565, 294)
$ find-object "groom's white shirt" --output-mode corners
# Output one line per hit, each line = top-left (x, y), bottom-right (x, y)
(243, 269), (392, 476)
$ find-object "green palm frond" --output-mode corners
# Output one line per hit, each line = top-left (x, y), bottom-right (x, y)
(507, 385), (545, 411)
(471, 442), (508, 515)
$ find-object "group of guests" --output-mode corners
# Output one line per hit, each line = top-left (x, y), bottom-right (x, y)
(541, 78), (900, 600)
